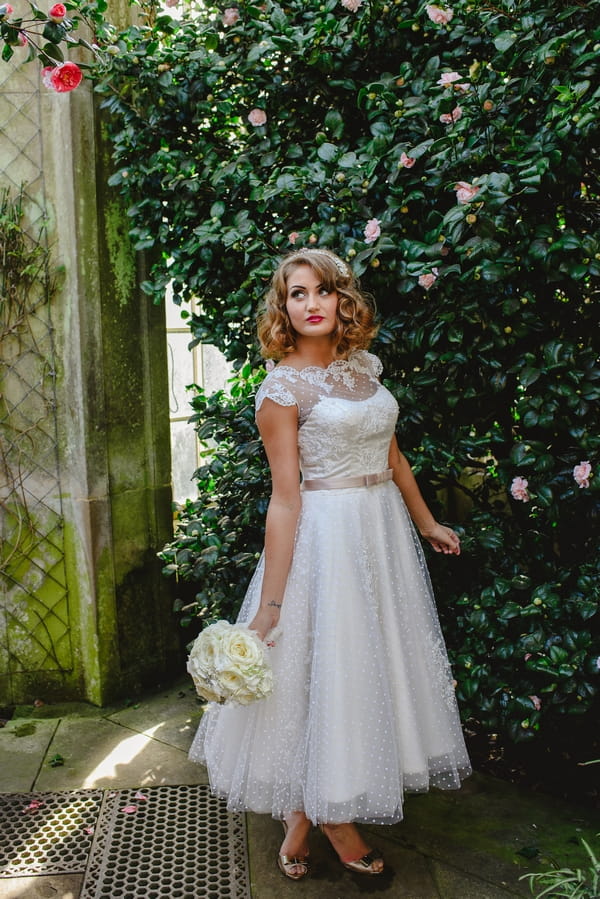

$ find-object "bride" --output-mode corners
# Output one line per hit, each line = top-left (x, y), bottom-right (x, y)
(188, 247), (471, 880)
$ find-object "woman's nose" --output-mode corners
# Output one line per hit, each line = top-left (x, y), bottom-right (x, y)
(306, 291), (321, 309)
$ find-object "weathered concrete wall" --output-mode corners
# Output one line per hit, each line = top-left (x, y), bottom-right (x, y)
(0, 6), (180, 705)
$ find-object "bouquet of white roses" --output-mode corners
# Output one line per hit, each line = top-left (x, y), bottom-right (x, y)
(187, 621), (275, 705)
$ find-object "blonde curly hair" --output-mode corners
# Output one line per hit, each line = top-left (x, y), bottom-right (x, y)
(257, 248), (378, 360)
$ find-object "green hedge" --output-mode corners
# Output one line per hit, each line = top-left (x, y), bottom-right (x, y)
(143, 0), (599, 744)
(5, 0), (598, 743)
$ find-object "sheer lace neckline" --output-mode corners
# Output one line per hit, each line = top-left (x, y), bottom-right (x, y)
(276, 357), (353, 374)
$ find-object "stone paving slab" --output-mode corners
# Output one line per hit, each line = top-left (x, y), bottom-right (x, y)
(247, 812), (523, 899)
(106, 682), (203, 753)
(33, 716), (207, 791)
(430, 860), (519, 898)
(0, 719), (58, 792)
(373, 772), (599, 895)
(0, 874), (82, 898)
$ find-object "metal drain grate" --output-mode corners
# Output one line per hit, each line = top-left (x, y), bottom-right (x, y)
(81, 785), (250, 899)
(0, 790), (103, 876)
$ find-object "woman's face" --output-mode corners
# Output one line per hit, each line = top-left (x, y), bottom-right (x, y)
(284, 264), (339, 339)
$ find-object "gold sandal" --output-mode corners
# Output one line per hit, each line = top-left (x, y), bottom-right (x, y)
(341, 848), (384, 875)
(277, 819), (310, 881)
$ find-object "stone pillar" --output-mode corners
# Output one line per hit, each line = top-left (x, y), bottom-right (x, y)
(0, 9), (180, 705)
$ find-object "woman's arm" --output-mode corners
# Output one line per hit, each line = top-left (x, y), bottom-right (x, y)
(388, 435), (460, 555)
(248, 398), (302, 640)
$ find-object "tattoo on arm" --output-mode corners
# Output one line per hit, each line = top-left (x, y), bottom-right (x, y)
(266, 601), (282, 609)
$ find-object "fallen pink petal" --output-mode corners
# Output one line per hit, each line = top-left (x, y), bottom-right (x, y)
(133, 791), (148, 800)
(120, 804), (138, 814)
(23, 799), (44, 813)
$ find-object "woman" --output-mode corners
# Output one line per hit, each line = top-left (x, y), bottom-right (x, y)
(189, 247), (471, 879)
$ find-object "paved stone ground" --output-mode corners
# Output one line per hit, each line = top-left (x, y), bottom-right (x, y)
(1, 678), (598, 898)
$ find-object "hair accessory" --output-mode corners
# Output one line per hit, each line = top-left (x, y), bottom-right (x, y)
(292, 248), (350, 278)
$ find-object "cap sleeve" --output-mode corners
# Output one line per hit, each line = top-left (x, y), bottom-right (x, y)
(365, 351), (383, 379)
(255, 370), (298, 414)
(352, 349), (382, 379)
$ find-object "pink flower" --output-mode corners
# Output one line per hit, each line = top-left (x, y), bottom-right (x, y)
(0, 4), (14, 17)
(288, 231), (299, 244)
(48, 2), (66, 21)
(418, 269), (438, 290)
(510, 476), (530, 502)
(437, 71), (469, 91)
(524, 653), (532, 661)
(23, 799), (44, 813)
(440, 105), (462, 124)
(248, 108), (267, 127)
(399, 152), (416, 168)
(222, 6), (239, 25)
(340, 0), (363, 11)
(41, 61), (83, 92)
(18, 31), (28, 45)
(437, 71), (461, 86)
(455, 181), (480, 204)
(425, 4), (453, 24)
(529, 695), (542, 711)
(265, 359), (275, 372)
(164, 0), (179, 6)
(364, 218), (381, 243)
(573, 460), (592, 488)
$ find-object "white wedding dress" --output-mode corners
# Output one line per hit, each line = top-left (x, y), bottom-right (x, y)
(189, 350), (471, 824)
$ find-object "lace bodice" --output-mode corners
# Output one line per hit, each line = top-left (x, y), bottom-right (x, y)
(255, 351), (399, 479)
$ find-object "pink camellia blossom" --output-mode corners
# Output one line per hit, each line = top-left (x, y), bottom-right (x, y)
(341, 0), (363, 11)
(425, 4), (453, 24)
(248, 108), (267, 127)
(437, 71), (469, 91)
(364, 218), (381, 244)
(222, 7), (239, 25)
(399, 152), (416, 168)
(48, 2), (66, 21)
(455, 181), (480, 204)
(524, 653), (532, 661)
(18, 31), (27, 45)
(510, 476), (530, 502)
(288, 231), (299, 244)
(41, 61), (83, 92)
(418, 268), (438, 290)
(0, 4), (14, 17)
(529, 695), (542, 711)
(437, 71), (461, 86)
(440, 105), (462, 124)
(573, 460), (592, 488)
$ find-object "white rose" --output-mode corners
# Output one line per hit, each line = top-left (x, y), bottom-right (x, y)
(221, 626), (265, 669)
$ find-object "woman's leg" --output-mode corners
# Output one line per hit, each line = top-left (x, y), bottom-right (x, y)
(278, 810), (312, 879)
(280, 810), (311, 856)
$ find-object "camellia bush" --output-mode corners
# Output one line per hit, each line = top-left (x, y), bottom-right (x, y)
(2, 0), (599, 749)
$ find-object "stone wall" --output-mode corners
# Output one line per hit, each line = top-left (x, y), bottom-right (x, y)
(0, 9), (180, 706)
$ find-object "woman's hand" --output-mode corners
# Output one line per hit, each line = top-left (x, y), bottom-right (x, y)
(421, 523), (461, 555)
(249, 604), (281, 642)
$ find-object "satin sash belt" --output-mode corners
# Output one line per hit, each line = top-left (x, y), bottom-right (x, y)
(302, 468), (393, 491)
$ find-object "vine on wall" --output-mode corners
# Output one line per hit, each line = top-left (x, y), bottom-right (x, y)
(0, 189), (55, 580)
